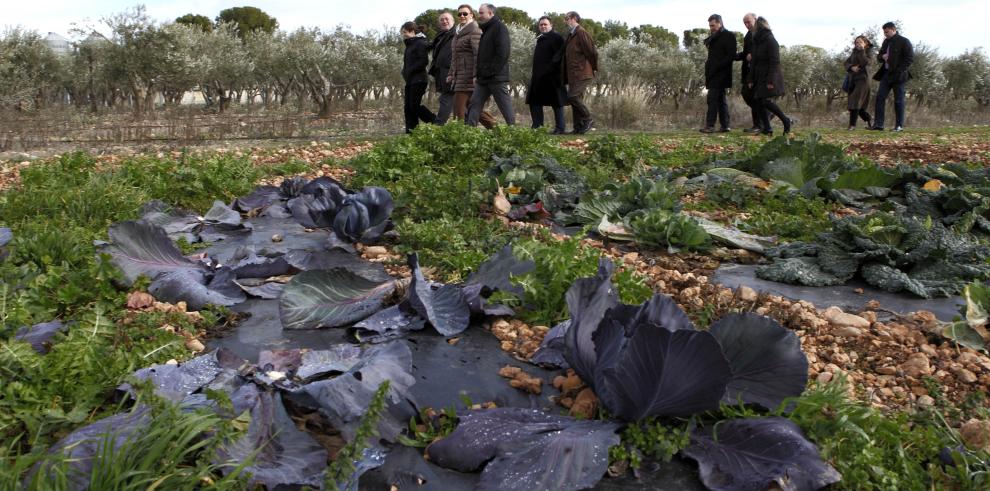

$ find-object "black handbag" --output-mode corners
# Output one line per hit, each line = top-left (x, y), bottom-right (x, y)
(842, 73), (853, 93)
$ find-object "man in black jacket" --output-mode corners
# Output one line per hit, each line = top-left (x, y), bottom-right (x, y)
(701, 14), (736, 133)
(871, 22), (913, 132)
(466, 3), (515, 126)
(430, 11), (456, 124)
(736, 13), (764, 133)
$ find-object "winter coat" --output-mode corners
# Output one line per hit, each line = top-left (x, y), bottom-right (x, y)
(563, 25), (598, 84)
(704, 28), (736, 88)
(749, 27), (785, 99)
(736, 30), (756, 83)
(448, 21), (482, 92)
(476, 15), (511, 84)
(429, 28), (455, 93)
(526, 31), (567, 106)
(873, 33), (914, 84)
(845, 47), (873, 110)
(402, 34), (430, 85)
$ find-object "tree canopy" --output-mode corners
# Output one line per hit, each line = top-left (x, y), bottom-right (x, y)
(216, 6), (278, 38)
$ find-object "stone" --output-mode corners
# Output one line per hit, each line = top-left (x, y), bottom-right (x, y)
(816, 372), (833, 384)
(900, 352), (932, 378)
(876, 366), (898, 376)
(911, 385), (929, 396)
(960, 419), (990, 452)
(569, 388), (599, 419)
(185, 338), (205, 352)
(126, 291), (155, 310)
(880, 388), (895, 398)
(737, 286), (758, 302)
(917, 395), (935, 407)
(834, 326), (863, 338)
(825, 309), (871, 330)
(622, 252), (639, 264)
(919, 344), (937, 356)
(955, 368), (979, 384)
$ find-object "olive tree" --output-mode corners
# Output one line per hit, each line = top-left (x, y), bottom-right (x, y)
(507, 24), (536, 97)
(0, 28), (63, 110)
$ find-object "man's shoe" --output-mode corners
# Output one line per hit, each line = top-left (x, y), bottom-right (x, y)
(891, 126), (904, 132)
(699, 127), (716, 134)
(551, 128), (565, 135)
(783, 117), (792, 134)
(719, 127), (731, 133)
(743, 126), (761, 133)
(869, 126), (885, 131)
(576, 118), (594, 134)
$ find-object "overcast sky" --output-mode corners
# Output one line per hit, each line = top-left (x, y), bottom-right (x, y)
(5, 0), (985, 56)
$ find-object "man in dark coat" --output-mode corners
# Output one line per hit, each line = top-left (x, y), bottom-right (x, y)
(748, 16), (790, 135)
(871, 22), (913, 131)
(701, 14), (736, 133)
(562, 11), (598, 134)
(466, 3), (514, 126)
(736, 13), (765, 133)
(429, 12), (456, 124)
(526, 16), (566, 134)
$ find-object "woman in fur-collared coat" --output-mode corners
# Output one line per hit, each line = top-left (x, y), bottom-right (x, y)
(844, 35), (873, 129)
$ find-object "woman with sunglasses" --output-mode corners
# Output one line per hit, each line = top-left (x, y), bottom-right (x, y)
(446, 5), (495, 126)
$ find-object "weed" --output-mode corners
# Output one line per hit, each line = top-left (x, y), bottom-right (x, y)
(325, 381), (390, 491)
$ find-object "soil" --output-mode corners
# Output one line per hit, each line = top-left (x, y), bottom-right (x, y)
(846, 139), (990, 165)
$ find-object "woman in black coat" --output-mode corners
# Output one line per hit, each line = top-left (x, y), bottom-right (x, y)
(749, 17), (791, 135)
(401, 22), (436, 133)
(844, 35), (873, 129)
(525, 16), (567, 134)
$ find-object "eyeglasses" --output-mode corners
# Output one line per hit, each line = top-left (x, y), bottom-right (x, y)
(458, 12), (470, 17)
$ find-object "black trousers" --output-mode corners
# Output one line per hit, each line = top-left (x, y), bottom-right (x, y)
(754, 97), (787, 133)
(705, 86), (730, 129)
(404, 82), (436, 132)
(848, 109), (871, 127)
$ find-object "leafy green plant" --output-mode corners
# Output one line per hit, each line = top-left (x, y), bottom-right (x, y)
(511, 235), (651, 325)
(397, 405), (459, 449)
(777, 376), (989, 490)
(627, 209), (711, 252)
(584, 134), (664, 171)
(609, 418), (692, 469)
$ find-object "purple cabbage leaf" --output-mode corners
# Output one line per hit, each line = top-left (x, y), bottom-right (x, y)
(710, 313), (809, 410)
(428, 407), (620, 491)
(278, 269), (396, 330)
(681, 417), (841, 491)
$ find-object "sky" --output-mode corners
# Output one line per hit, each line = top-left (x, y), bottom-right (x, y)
(5, 0), (985, 56)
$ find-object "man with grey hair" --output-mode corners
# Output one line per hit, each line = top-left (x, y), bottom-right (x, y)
(736, 13), (766, 132)
(466, 3), (515, 126)
(430, 11), (456, 124)
(562, 11), (598, 134)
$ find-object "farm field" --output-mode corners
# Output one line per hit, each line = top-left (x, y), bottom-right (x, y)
(2, 124), (990, 490)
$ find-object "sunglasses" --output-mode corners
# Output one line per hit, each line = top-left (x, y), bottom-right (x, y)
(458, 12), (470, 17)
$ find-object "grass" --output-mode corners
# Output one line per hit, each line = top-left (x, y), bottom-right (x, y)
(2, 124), (990, 488)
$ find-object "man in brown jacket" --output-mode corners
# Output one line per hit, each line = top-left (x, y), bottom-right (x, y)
(562, 11), (598, 134)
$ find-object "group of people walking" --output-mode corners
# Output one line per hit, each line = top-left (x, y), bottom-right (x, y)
(704, 14), (914, 134)
(403, 6), (915, 135)
(400, 4), (599, 134)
